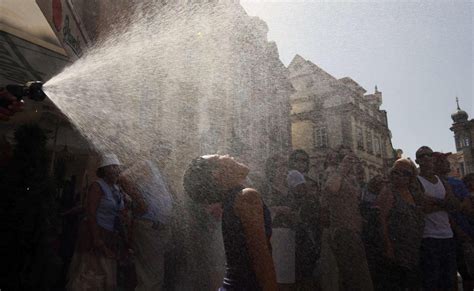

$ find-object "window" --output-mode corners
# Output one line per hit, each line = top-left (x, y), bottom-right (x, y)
(315, 126), (328, 148)
(374, 137), (381, 156)
(366, 130), (373, 154)
(357, 127), (364, 150)
(464, 136), (471, 147)
(459, 135), (472, 148)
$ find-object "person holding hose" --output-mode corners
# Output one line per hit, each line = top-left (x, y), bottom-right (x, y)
(0, 88), (24, 121)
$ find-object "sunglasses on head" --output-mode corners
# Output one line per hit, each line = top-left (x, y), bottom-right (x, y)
(392, 169), (412, 177)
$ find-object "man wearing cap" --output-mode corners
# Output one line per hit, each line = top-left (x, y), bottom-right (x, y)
(119, 145), (174, 291)
(415, 146), (459, 290)
(68, 153), (128, 291)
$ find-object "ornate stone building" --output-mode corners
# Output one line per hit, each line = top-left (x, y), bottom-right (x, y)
(450, 98), (474, 176)
(288, 54), (395, 185)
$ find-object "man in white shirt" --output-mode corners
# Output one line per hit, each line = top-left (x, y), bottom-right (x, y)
(416, 146), (458, 290)
(120, 145), (174, 291)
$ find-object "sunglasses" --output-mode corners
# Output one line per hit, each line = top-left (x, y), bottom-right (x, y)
(392, 170), (412, 177)
(417, 153), (433, 159)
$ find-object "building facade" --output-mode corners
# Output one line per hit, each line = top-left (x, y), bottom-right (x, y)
(288, 55), (395, 185)
(32, 1), (294, 194)
(450, 98), (474, 176)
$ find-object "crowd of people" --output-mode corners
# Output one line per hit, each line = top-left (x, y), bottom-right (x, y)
(258, 146), (474, 291)
(60, 145), (474, 291)
(2, 92), (474, 291)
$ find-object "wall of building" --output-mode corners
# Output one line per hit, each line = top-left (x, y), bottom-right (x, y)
(451, 118), (474, 175)
(288, 55), (395, 184)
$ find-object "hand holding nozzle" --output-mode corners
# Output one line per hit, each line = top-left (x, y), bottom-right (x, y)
(0, 88), (24, 121)
(6, 81), (47, 102)
(0, 81), (46, 121)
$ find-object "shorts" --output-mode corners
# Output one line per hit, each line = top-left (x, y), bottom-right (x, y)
(420, 238), (457, 290)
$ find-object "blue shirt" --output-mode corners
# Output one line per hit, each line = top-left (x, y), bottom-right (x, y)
(95, 179), (125, 232)
(447, 177), (474, 238)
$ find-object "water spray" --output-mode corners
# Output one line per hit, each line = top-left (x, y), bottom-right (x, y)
(1, 81), (47, 108)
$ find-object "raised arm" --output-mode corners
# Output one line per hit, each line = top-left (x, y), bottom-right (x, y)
(234, 188), (277, 291)
(118, 175), (148, 216)
(324, 155), (355, 194)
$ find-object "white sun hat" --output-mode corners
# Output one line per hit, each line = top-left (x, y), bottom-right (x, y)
(98, 153), (121, 168)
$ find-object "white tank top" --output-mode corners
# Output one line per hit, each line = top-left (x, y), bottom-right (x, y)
(417, 175), (453, 239)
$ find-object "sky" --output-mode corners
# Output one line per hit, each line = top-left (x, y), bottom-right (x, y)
(241, 0), (473, 160)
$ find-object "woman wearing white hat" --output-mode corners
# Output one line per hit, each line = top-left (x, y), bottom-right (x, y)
(67, 153), (128, 291)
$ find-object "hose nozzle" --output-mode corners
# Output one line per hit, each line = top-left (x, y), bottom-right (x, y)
(6, 81), (47, 102)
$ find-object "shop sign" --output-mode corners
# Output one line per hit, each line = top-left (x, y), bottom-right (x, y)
(36, 0), (90, 60)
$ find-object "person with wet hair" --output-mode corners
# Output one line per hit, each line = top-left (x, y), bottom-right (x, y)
(322, 149), (374, 291)
(183, 154), (277, 291)
(375, 158), (425, 290)
(67, 154), (129, 291)
(415, 147), (459, 291)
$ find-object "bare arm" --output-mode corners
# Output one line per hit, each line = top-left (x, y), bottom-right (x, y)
(118, 175), (148, 216)
(420, 195), (445, 214)
(420, 181), (460, 214)
(234, 188), (277, 291)
(324, 155), (355, 194)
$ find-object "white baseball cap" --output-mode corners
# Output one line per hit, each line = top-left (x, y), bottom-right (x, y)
(98, 153), (121, 168)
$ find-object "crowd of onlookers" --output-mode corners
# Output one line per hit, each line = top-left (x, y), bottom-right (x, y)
(261, 145), (474, 291)
(362, 146), (474, 291)
(3, 122), (474, 291)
